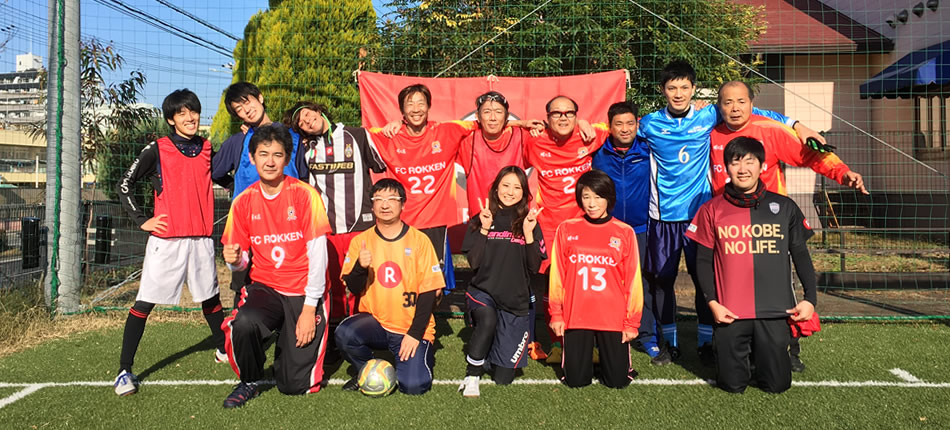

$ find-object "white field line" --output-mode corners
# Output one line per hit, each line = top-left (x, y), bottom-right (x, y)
(889, 368), (923, 383)
(0, 384), (45, 409)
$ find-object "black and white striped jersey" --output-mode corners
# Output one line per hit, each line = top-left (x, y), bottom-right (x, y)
(304, 124), (386, 234)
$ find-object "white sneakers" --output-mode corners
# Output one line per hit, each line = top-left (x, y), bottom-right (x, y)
(113, 370), (138, 396)
(459, 375), (480, 398)
(214, 348), (228, 364)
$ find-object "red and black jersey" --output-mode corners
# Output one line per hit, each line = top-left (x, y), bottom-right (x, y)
(686, 192), (815, 319)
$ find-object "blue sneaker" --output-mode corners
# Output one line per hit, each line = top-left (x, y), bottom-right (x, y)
(113, 370), (138, 396)
(223, 382), (258, 408)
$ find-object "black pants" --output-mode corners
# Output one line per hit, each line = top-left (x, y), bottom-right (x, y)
(562, 329), (632, 389)
(223, 283), (329, 394)
(713, 318), (791, 394)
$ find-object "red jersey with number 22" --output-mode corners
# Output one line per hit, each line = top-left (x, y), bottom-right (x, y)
(370, 121), (476, 229)
(221, 177), (332, 297)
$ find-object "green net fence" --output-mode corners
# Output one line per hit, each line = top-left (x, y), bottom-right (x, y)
(0, 0), (946, 319)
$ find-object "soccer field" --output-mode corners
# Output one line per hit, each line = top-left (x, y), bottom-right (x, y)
(0, 318), (948, 428)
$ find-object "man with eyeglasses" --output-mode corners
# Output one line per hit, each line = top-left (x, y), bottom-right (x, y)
(336, 178), (445, 395)
(523, 95), (610, 362)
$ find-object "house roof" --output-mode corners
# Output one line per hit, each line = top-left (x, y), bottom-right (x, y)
(735, 0), (857, 53)
(785, 0), (894, 53)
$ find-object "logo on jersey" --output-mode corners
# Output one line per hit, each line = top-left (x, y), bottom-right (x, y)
(687, 223), (698, 233)
(769, 202), (780, 214)
(397, 148), (407, 154)
(377, 262), (403, 288)
(405, 247), (412, 256)
(326, 145), (334, 156)
(540, 151), (552, 158)
(315, 314), (322, 325)
(713, 164), (724, 173)
(567, 235), (579, 241)
(431, 141), (442, 154)
(363, 213), (374, 222)
(609, 237), (621, 251)
(287, 206), (297, 221)
(431, 264), (441, 273)
(660, 129), (671, 135)
(713, 145), (724, 150)
(344, 143), (353, 158)
(577, 147), (589, 158)
(803, 218), (811, 230)
(688, 125), (709, 134)
(251, 214), (262, 221)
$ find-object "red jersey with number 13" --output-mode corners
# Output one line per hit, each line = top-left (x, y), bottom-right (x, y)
(548, 216), (643, 332)
(221, 177), (332, 297)
(370, 121), (476, 229)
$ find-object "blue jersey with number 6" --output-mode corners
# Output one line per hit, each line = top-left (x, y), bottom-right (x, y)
(637, 105), (792, 222)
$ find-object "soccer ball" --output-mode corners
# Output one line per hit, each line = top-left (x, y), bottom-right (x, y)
(358, 359), (397, 397)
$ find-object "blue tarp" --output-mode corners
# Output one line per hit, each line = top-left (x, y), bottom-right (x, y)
(860, 39), (950, 99)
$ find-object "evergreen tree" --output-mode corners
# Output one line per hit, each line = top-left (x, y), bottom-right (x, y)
(210, 0), (377, 143)
(377, 0), (765, 112)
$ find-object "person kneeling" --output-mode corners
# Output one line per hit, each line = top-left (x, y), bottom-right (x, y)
(220, 124), (333, 407)
(686, 136), (817, 394)
(336, 179), (444, 395)
(548, 170), (643, 388)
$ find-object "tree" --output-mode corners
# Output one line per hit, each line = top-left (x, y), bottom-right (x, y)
(209, 0), (377, 143)
(29, 38), (154, 172)
(377, 0), (765, 112)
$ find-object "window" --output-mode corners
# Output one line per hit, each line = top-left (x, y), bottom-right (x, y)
(915, 96), (949, 159)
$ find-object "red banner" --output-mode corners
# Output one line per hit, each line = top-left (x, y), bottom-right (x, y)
(357, 71), (628, 252)
(358, 70), (628, 127)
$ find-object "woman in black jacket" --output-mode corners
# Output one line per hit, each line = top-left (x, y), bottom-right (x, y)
(459, 166), (546, 397)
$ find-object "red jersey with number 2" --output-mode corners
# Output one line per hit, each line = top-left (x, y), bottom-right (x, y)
(221, 177), (332, 296)
(370, 121), (476, 229)
(524, 125), (609, 265)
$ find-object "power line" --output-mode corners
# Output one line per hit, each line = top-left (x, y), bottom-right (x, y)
(154, 0), (240, 41)
(90, 0), (233, 58)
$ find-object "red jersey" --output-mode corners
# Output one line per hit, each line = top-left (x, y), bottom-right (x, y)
(710, 115), (851, 196)
(548, 216), (643, 333)
(153, 136), (213, 238)
(342, 226), (445, 341)
(524, 125), (610, 256)
(370, 121), (477, 229)
(458, 126), (526, 217)
(222, 177), (332, 298)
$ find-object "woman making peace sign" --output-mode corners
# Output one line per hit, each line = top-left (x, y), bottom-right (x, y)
(459, 166), (546, 397)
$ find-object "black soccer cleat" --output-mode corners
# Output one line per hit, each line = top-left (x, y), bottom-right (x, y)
(790, 354), (806, 373)
(342, 377), (360, 392)
(223, 382), (258, 408)
(650, 345), (681, 366)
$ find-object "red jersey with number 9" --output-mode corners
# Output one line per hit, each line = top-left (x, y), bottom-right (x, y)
(370, 121), (477, 229)
(524, 125), (609, 265)
(221, 177), (332, 297)
(341, 226), (445, 341)
(548, 216), (643, 333)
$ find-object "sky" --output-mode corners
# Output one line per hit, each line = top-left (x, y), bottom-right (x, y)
(0, 0), (396, 124)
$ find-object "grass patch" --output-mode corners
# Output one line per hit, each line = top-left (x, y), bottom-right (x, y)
(0, 319), (948, 428)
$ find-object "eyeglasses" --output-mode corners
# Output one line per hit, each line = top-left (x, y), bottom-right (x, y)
(476, 93), (509, 109)
(547, 110), (577, 119)
(371, 196), (403, 204)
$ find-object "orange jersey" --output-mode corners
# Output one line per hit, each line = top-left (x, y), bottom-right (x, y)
(548, 216), (643, 333)
(342, 226), (445, 341)
(370, 121), (477, 228)
(523, 125), (610, 250)
(710, 115), (851, 196)
(222, 177), (332, 297)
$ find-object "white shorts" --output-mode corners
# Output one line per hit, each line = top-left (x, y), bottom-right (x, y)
(137, 236), (219, 305)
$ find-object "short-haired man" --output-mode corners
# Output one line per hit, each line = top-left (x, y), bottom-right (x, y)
(524, 95), (610, 362)
(219, 124), (333, 407)
(113, 89), (227, 397)
(637, 60), (822, 365)
(213, 82), (309, 308)
(709, 80), (867, 372)
(591, 101), (659, 359)
(686, 136), (817, 394)
(336, 179), (445, 395)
